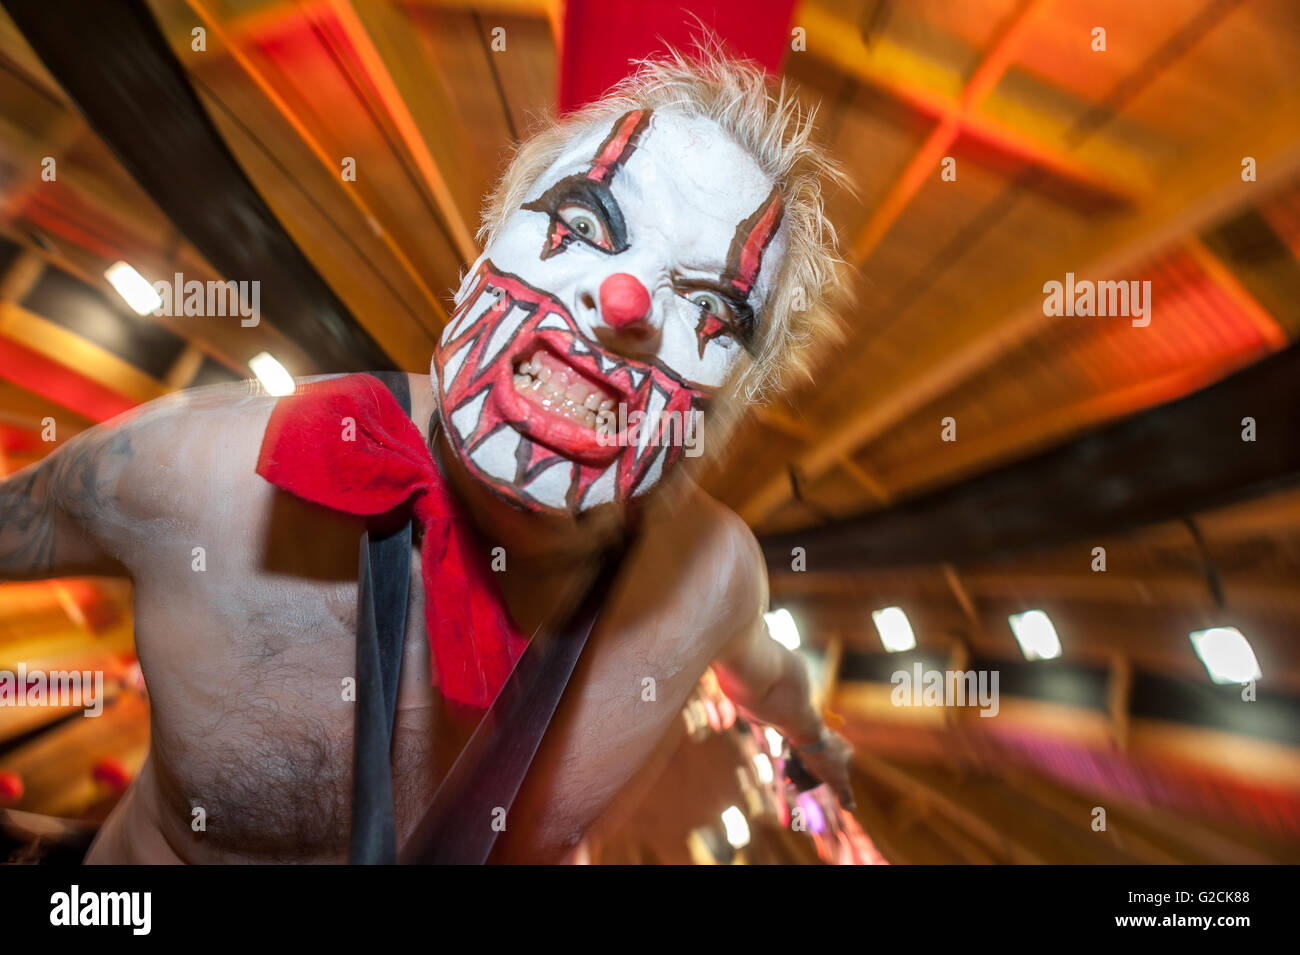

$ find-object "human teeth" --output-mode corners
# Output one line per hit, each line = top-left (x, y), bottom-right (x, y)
(512, 348), (618, 433)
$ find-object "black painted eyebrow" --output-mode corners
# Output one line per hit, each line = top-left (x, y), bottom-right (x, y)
(522, 174), (629, 253)
(728, 300), (759, 353)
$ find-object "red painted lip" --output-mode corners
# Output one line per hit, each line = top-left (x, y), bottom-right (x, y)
(491, 329), (636, 466)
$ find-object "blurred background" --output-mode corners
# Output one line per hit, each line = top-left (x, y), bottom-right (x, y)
(1, 0), (1298, 864)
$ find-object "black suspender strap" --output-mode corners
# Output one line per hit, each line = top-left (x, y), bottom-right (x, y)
(343, 370), (629, 865)
(401, 545), (626, 865)
(349, 372), (413, 865)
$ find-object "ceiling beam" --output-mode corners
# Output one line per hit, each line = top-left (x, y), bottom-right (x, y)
(759, 340), (1300, 571)
(1136, 486), (1300, 547)
(185, 0), (450, 329)
(211, 0), (554, 43)
(867, 349), (1270, 502)
(775, 568), (1300, 619)
(846, 0), (1052, 264)
(740, 83), (1300, 526)
(325, 0), (480, 266)
(799, 0), (1148, 221)
(752, 406), (891, 504)
(2, 0), (396, 373)
(1185, 237), (1289, 350)
(0, 303), (167, 406)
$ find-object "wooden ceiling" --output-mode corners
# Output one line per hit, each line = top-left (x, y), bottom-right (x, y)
(1, 0), (1297, 501)
(1, 0), (1299, 858)
(707, 0), (1300, 532)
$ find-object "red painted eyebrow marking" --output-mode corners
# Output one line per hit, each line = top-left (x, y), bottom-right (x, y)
(586, 110), (652, 184)
(723, 186), (785, 298)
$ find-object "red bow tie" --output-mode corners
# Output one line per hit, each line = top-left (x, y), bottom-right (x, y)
(255, 374), (528, 709)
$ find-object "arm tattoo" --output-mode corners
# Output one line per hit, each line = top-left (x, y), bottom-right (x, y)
(0, 468), (52, 575)
(0, 426), (134, 578)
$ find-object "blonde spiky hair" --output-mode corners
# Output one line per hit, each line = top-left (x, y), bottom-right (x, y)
(478, 37), (852, 404)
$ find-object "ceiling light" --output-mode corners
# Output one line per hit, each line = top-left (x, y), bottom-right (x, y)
(721, 805), (750, 849)
(1009, 610), (1062, 661)
(249, 352), (295, 396)
(1189, 626), (1261, 684)
(872, 606), (916, 653)
(104, 261), (162, 316)
(764, 608), (800, 650)
(763, 727), (783, 758)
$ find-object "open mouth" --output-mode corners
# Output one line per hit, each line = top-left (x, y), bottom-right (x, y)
(439, 259), (709, 511)
(484, 330), (635, 467)
(513, 348), (616, 433)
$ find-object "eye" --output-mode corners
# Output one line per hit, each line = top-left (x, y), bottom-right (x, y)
(687, 290), (735, 322)
(557, 202), (612, 250)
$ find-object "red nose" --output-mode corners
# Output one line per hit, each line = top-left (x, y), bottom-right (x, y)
(598, 273), (652, 331)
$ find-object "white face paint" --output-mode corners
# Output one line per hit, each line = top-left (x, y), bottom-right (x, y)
(434, 108), (788, 516)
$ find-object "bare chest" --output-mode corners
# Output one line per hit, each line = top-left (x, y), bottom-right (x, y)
(127, 533), (716, 863)
(130, 541), (446, 861)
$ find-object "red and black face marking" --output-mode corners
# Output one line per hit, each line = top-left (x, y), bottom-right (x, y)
(694, 311), (730, 360)
(522, 110), (650, 261)
(587, 109), (652, 185)
(723, 184), (785, 297)
(692, 185), (786, 358)
(435, 259), (710, 516)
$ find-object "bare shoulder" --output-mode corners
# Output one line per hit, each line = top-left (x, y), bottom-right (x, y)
(45, 377), (347, 570)
(87, 380), (273, 496)
(647, 480), (768, 642)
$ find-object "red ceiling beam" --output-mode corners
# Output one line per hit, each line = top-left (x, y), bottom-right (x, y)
(0, 336), (138, 423)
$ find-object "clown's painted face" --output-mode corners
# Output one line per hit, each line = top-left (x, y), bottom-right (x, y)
(433, 108), (787, 516)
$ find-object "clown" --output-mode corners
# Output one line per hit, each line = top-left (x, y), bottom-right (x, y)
(0, 47), (854, 863)
(435, 106), (783, 515)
